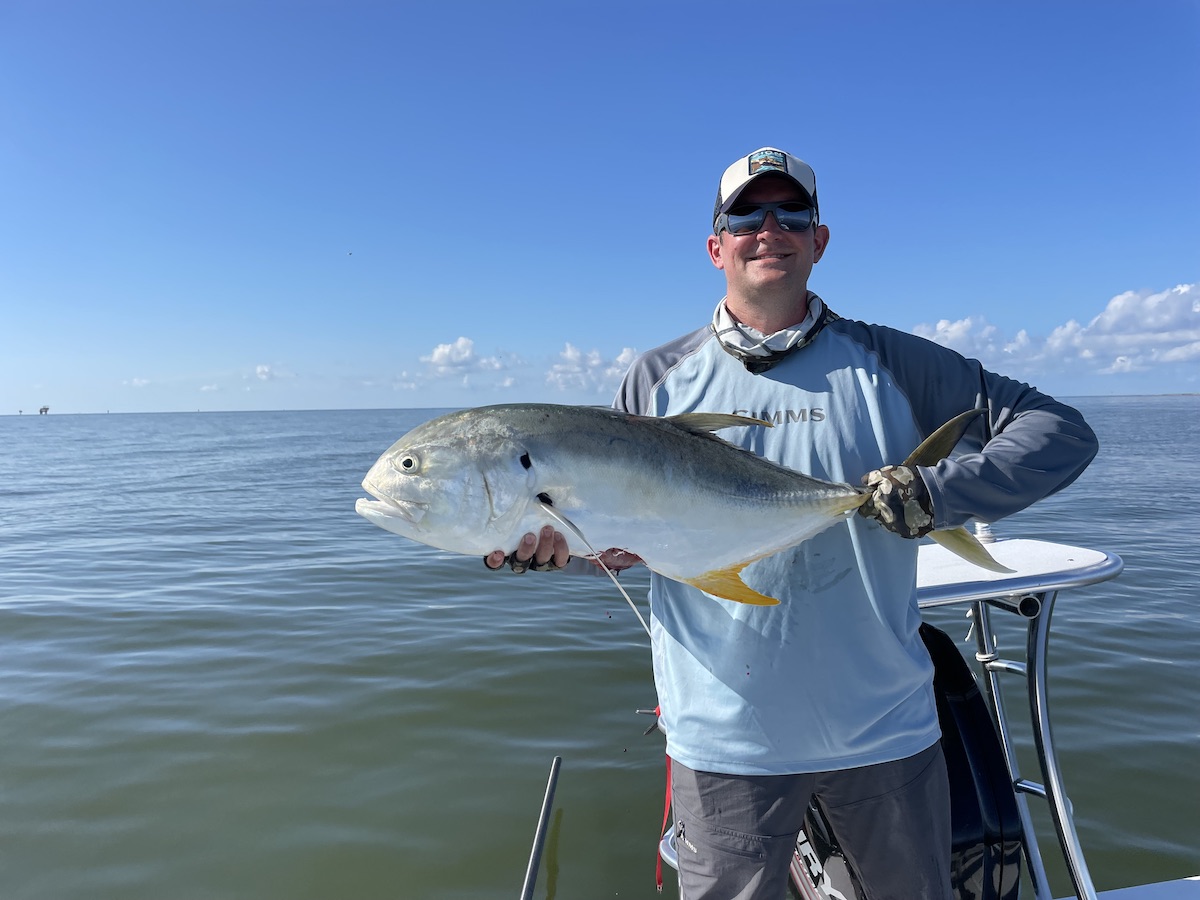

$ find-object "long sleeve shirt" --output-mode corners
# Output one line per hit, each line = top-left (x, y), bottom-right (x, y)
(613, 299), (1097, 774)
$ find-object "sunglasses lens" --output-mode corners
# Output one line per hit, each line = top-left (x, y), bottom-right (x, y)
(773, 203), (814, 231)
(722, 202), (814, 234)
(724, 206), (768, 235)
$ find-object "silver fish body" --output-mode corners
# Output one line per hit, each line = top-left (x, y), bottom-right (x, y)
(355, 403), (1006, 605)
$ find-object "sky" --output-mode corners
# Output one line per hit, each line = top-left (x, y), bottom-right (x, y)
(1, 0), (1197, 415)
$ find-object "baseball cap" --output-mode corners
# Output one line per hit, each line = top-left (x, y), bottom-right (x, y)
(713, 147), (819, 228)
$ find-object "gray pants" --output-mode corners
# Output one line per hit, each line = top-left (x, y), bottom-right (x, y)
(670, 743), (952, 900)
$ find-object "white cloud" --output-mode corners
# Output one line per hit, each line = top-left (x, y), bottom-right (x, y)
(1160, 341), (1200, 363)
(1088, 283), (1199, 334)
(912, 316), (1005, 360)
(421, 337), (504, 376)
(245, 363), (293, 384)
(1102, 355), (1138, 375)
(911, 283), (1199, 381)
(390, 372), (419, 391)
(410, 337), (521, 392)
(374, 338), (638, 401)
(546, 343), (639, 395)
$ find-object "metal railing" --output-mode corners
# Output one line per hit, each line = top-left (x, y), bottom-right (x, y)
(917, 539), (1124, 900)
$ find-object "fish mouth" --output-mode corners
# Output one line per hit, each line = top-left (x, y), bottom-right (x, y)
(357, 481), (428, 524)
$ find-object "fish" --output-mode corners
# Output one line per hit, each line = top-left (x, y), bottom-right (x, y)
(355, 404), (1010, 606)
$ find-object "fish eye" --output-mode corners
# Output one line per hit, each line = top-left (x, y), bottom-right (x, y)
(393, 452), (420, 474)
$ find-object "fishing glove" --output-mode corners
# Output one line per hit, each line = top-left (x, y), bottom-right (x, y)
(491, 552), (562, 574)
(485, 527), (571, 573)
(857, 465), (936, 539)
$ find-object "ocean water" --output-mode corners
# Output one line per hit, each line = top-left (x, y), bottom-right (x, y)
(0, 397), (1196, 899)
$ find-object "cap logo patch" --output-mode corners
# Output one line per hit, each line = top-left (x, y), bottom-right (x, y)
(748, 149), (787, 175)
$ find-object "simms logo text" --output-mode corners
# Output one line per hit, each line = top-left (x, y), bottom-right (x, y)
(733, 408), (825, 424)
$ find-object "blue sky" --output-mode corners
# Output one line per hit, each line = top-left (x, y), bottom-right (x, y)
(2, 0), (1197, 414)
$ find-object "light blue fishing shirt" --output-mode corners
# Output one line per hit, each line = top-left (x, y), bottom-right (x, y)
(614, 297), (1097, 776)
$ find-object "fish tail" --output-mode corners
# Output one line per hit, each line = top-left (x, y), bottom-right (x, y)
(928, 527), (1015, 573)
(898, 409), (1014, 573)
(903, 408), (987, 468)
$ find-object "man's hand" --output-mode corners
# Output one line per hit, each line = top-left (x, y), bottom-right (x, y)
(857, 465), (935, 539)
(484, 526), (570, 573)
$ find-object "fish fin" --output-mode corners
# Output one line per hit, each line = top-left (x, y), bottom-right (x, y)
(685, 563), (780, 606)
(928, 527), (1015, 574)
(665, 412), (773, 436)
(538, 495), (780, 607)
(903, 408), (987, 467)
(892, 410), (1013, 573)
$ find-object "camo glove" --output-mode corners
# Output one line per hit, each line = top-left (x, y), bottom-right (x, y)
(857, 465), (936, 539)
(488, 552), (562, 574)
(484, 528), (570, 573)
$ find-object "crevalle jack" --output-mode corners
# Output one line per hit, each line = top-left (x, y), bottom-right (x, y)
(355, 404), (1009, 606)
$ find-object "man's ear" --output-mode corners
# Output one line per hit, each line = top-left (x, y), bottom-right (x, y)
(707, 232), (726, 270)
(812, 224), (830, 263)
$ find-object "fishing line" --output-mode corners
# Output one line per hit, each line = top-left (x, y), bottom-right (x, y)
(536, 502), (652, 639)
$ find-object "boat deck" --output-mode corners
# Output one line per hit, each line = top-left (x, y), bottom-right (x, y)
(1085, 877), (1200, 899)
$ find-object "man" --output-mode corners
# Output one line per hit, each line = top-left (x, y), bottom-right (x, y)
(489, 147), (1097, 899)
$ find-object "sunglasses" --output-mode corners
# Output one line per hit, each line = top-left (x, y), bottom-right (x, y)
(716, 201), (816, 236)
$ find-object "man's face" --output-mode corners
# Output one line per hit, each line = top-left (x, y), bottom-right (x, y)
(707, 175), (829, 304)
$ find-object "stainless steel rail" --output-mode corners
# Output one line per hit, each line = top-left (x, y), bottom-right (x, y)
(917, 540), (1125, 900)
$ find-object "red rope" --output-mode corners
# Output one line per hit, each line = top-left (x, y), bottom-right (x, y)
(655, 708), (671, 892)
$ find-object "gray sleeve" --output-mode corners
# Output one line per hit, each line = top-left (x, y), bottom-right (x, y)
(613, 325), (711, 416)
(842, 321), (1099, 528)
(923, 372), (1098, 529)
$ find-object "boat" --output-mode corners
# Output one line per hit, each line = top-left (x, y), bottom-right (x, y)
(653, 530), (1200, 899)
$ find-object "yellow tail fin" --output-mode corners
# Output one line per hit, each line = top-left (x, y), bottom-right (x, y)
(685, 563), (780, 606)
(928, 527), (1014, 573)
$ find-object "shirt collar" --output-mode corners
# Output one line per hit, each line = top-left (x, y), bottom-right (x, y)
(711, 293), (825, 358)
